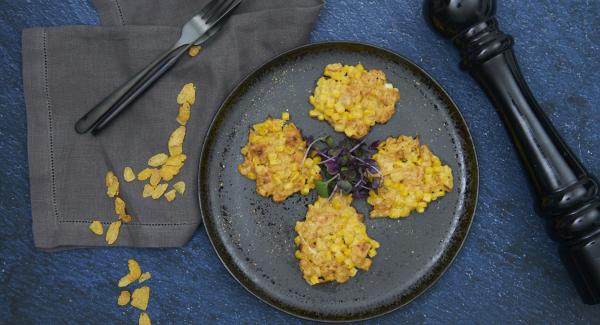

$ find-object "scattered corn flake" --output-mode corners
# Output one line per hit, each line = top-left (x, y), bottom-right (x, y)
(173, 181), (186, 195)
(105, 171), (119, 198)
(106, 221), (122, 245)
(139, 272), (151, 283)
(89, 221), (103, 235)
(128, 259), (142, 280)
(137, 168), (153, 181)
(119, 214), (133, 223)
(118, 274), (134, 288)
(281, 112), (290, 121)
(117, 290), (131, 306)
(152, 183), (169, 199)
(177, 83), (196, 105)
(148, 153), (169, 167)
(188, 45), (202, 57)
(149, 169), (161, 186)
(131, 286), (150, 311)
(169, 145), (183, 156)
(139, 312), (151, 325)
(115, 197), (126, 217)
(123, 167), (135, 182)
(159, 165), (180, 181)
(164, 189), (177, 202)
(168, 126), (186, 148)
(143, 184), (155, 198)
(176, 102), (191, 126)
(165, 154), (186, 167)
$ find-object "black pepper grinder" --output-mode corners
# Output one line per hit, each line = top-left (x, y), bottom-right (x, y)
(424, 0), (600, 304)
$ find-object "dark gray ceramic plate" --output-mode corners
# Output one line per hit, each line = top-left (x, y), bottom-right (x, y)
(199, 42), (478, 322)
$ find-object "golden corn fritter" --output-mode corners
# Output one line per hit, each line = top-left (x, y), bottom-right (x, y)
(308, 63), (400, 139)
(294, 195), (380, 285)
(367, 136), (453, 218)
(238, 113), (322, 202)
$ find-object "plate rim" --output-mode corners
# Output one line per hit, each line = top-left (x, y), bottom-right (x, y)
(198, 41), (479, 322)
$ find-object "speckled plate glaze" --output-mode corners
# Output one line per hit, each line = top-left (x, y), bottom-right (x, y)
(199, 42), (478, 322)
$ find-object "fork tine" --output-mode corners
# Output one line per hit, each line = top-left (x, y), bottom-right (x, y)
(197, 0), (223, 17)
(205, 0), (243, 26)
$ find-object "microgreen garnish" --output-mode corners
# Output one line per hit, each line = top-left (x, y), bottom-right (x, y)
(307, 136), (383, 199)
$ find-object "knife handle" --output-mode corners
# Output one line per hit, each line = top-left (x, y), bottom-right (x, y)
(74, 43), (190, 135)
(426, 0), (600, 304)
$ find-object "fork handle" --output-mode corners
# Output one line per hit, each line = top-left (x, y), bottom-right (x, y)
(74, 43), (190, 134)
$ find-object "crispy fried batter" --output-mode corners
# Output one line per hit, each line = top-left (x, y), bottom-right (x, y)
(238, 115), (322, 202)
(309, 63), (400, 139)
(294, 195), (379, 285)
(367, 136), (453, 218)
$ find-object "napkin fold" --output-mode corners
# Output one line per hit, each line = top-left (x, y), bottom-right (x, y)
(22, 0), (323, 250)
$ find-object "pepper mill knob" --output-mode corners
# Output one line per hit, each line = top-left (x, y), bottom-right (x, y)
(424, 0), (600, 304)
(426, 0), (495, 37)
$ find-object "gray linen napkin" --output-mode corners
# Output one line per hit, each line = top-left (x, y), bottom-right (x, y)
(22, 0), (323, 250)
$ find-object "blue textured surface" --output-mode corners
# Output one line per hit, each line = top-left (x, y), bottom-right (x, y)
(1, 0), (599, 323)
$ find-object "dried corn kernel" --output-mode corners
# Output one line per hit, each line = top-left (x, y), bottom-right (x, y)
(106, 221), (122, 245)
(142, 184), (155, 198)
(367, 136), (453, 218)
(164, 189), (177, 202)
(188, 45), (202, 57)
(89, 221), (103, 235)
(115, 197), (126, 217)
(105, 171), (119, 197)
(308, 63), (400, 139)
(139, 272), (151, 283)
(117, 290), (131, 306)
(123, 167), (135, 182)
(137, 168), (153, 181)
(294, 195), (378, 285)
(131, 286), (150, 311)
(148, 153), (168, 167)
(152, 183), (168, 199)
(177, 83), (196, 105)
(238, 118), (321, 202)
(173, 181), (186, 194)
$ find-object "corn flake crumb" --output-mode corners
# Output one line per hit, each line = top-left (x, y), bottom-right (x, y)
(173, 181), (186, 194)
(152, 183), (168, 199)
(117, 290), (131, 306)
(137, 168), (153, 181)
(123, 167), (135, 182)
(105, 171), (119, 198)
(139, 272), (151, 283)
(164, 189), (177, 202)
(131, 286), (150, 311)
(139, 312), (151, 325)
(106, 221), (122, 245)
(177, 83), (196, 105)
(148, 153), (169, 167)
(188, 45), (202, 57)
(115, 197), (126, 217)
(89, 221), (103, 235)
(149, 169), (161, 186)
(142, 184), (155, 198)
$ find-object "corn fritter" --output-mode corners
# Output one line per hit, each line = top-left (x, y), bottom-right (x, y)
(367, 135), (453, 218)
(308, 63), (400, 139)
(294, 195), (379, 285)
(238, 114), (322, 202)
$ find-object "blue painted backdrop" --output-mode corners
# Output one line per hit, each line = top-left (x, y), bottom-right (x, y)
(1, 0), (599, 323)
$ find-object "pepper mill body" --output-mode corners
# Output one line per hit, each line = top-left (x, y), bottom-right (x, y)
(425, 0), (600, 304)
